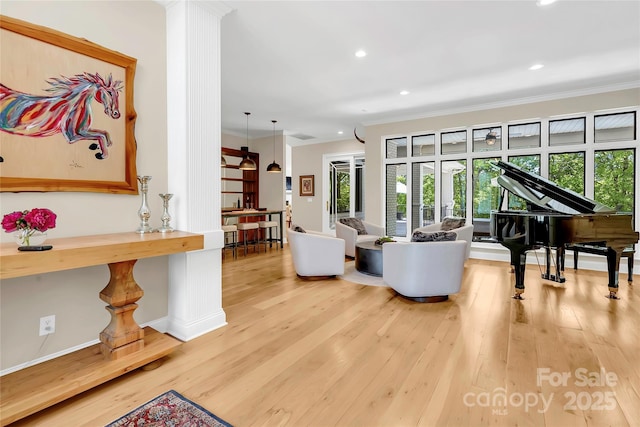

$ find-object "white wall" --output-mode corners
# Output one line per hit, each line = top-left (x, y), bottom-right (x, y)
(364, 88), (640, 227)
(0, 0), (168, 371)
(255, 133), (285, 211)
(291, 137), (364, 231)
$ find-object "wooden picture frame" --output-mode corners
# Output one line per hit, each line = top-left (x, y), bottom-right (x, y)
(0, 15), (138, 194)
(299, 175), (314, 196)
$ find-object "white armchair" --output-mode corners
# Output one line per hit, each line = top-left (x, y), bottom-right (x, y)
(287, 227), (345, 277)
(382, 240), (467, 302)
(335, 219), (385, 257)
(414, 222), (474, 260)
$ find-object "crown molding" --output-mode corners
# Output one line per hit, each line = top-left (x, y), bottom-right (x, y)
(363, 80), (640, 128)
(154, 0), (234, 18)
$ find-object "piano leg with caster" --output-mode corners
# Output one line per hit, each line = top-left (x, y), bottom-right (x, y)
(606, 247), (621, 299)
(511, 248), (527, 300)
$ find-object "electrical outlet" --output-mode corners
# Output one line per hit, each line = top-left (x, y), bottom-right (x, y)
(39, 315), (55, 336)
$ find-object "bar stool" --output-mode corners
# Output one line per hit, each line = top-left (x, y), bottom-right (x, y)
(221, 224), (237, 259)
(237, 222), (259, 255)
(258, 220), (279, 251)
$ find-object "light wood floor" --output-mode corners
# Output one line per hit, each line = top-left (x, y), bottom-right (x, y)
(10, 245), (640, 427)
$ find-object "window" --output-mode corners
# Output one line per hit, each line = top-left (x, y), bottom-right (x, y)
(508, 154), (540, 210)
(549, 152), (585, 195)
(472, 157), (501, 236)
(386, 164), (407, 237)
(412, 134), (435, 156)
(386, 137), (407, 159)
(382, 108), (637, 240)
(441, 160), (467, 219)
(412, 162), (435, 227)
(473, 127), (501, 152)
(508, 122), (541, 149)
(594, 112), (636, 143)
(549, 117), (585, 146)
(507, 155), (540, 210)
(594, 149), (635, 213)
(441, 130), (466, 155)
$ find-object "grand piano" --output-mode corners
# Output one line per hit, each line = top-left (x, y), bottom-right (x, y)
(490, 160), (638, 299)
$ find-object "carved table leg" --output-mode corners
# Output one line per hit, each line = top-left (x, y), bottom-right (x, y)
(99, 260), (145, 359)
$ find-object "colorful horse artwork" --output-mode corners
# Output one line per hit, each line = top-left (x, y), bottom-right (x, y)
(0, 72), (123, 160)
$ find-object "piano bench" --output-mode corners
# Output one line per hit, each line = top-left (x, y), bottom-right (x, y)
(565, 244), (635, 282)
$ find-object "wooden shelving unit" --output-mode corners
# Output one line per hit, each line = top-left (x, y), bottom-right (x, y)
(221, 147), (259, 209)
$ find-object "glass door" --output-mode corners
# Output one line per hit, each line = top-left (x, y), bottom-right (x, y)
(323, 154), (365, 233)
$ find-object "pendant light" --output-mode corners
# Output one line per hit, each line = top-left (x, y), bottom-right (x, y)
(239, 112), (257, 170)
(266, 120), (282, 173)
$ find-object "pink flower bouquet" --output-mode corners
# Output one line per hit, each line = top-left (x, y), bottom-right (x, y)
(2, 208), (57, 246)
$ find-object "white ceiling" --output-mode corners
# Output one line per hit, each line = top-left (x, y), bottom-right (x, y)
(220, 0), (640, 144)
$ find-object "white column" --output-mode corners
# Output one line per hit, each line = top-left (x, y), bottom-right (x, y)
(165, 0), (232, 340)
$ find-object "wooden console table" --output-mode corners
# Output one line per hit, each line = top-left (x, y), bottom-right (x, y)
(0, 231), (203, 426)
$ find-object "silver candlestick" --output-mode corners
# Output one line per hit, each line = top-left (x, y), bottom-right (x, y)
(157, 193), (174, 233)
(136, 175), (153, 233)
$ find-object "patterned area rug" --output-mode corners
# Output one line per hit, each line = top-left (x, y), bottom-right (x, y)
(339, 262), (387, 287)
(106, 390), (232, 427)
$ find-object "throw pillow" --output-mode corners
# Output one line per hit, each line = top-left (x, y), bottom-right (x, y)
(339, 217), (367, 235)
(411, 231), (457, 242)
(291, 224), (306, 233)
(441, 216), (465, 231)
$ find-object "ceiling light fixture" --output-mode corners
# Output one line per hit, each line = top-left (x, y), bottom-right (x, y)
(239, 112), (257, 170)
(485, 129), (498, 146)
(355, 49), (367, 58)
(537, 0), (557, 6)
(400, 90), (409, 95)
(529, 63), (544, 71)
(266, 120), (282, 173)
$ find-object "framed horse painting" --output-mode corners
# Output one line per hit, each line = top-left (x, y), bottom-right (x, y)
(0, 15), (138, 194)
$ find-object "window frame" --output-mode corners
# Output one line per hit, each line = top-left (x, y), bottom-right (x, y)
(382, 107), (639, 240)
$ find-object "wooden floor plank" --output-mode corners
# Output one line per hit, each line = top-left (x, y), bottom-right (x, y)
(6, 247), (639, 427)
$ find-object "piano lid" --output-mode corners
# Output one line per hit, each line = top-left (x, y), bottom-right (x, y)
(493, 161), (615, 215)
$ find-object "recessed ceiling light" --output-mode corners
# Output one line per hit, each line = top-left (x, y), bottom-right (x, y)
(338, 131), (344, 135)
(537, 0), (557, 6)
(529, 64), (544, 70)
(400, 90), (410, 96)
(355, 50), (367, 58)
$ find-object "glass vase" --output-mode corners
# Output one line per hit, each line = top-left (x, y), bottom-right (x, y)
(14, 229), (47, 247)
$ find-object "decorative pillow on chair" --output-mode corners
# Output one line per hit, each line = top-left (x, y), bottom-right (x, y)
(291, 224), (306, 233)
(441, 216), (466, 231)
(339, 217), (367, 235)
(411, 231), (457, 242)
